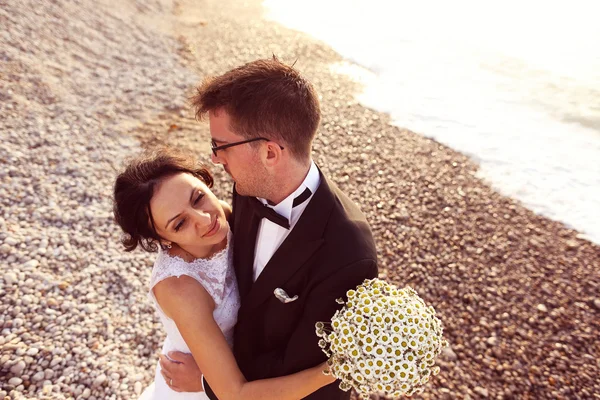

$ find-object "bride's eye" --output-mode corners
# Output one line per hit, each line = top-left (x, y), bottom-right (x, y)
(193, 193), (204, 205)
(174, 218), (186, 232)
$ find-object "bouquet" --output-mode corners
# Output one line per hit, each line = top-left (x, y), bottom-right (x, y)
(316, 278), (447, 398)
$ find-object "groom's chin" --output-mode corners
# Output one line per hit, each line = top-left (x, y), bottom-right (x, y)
(234, 185), (248, 196)
(234, 184), (257, 198)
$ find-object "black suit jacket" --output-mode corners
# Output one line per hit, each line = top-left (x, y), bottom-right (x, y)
(206, 170), (378, 399)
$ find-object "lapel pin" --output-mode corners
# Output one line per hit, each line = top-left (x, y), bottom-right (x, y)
(274, 288), (299, 303)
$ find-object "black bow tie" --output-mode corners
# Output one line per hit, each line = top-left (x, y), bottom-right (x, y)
(250, 187), (312, 229)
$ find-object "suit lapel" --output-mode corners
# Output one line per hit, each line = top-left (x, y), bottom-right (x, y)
(240, 170), (336, 312)
(232, 193), (257, 301)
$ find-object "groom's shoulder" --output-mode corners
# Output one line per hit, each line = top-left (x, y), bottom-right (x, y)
(320, 177), (377, 260)
(323, 175), (369, 226)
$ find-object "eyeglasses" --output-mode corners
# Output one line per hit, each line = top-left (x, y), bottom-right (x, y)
(211, 137), (284, 156)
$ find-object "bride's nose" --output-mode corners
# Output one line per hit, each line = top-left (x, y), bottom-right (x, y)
(193, 210), (212, 227)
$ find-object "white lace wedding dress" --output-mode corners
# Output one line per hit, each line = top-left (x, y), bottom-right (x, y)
(140, 232), (240, 400)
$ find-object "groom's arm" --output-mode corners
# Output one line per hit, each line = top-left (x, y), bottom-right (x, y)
(161, 261), (377, 395)
(249, 258), (378, 380)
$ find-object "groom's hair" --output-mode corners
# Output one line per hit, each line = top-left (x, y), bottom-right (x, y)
(191, 56), (320, 161)
(113, 147), (213, 253)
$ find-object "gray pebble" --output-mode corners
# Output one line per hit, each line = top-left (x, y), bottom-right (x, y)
(93, 373), (107, 388)
(537, 304), (548, 313)
(10, 360), (26, 375)
(441, 347), (458, 361)
(8, 377), (23, 386)
(32, 371), (45, 382)
(4, 237), (19, 246)
(4, 272), (17, 285)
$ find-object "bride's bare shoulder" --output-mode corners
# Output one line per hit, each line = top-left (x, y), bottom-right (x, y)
(153, 275), (215, 319)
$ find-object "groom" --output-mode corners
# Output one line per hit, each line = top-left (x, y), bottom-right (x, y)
(161, 57), (378, 399)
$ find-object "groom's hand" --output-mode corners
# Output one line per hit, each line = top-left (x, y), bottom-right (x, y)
(159, 352), (204, 393)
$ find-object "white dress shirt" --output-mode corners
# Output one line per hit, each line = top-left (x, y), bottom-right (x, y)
(253, 161), (321, 281)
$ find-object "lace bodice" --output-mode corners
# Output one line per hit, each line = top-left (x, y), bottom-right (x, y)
(148, 231), (240, 349)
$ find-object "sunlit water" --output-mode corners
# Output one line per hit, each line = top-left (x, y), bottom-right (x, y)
(264, 0), (600, 244)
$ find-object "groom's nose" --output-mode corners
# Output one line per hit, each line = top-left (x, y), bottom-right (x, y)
(211, 153), (231, 174)
(211, 151), (224, 166)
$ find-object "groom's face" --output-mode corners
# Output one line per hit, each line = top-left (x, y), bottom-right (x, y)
(208, 109), (267, 197)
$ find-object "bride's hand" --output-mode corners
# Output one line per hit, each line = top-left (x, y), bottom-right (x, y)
(159, 351), (204, 393)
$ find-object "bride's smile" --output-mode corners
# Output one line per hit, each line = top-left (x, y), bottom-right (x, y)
(149, 172), (229, 260)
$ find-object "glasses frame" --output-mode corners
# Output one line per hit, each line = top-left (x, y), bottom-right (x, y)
(211, 137), (284, 156)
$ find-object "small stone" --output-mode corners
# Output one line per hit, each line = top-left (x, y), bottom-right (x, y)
(4, 272), (17, 285)
(4, 237), (19, 246)
(10, 360), (26, 375)
(474, 386), (489, 398)
(8, 377), (23, 386)
(442, 347), (457, 361)
(486, 336), (497, 346)
(43, 384), (52, 394)
(592, 299), (600, 310)
(83, 304), (98, 313)
(50, 357), (63, 367)
(134, 381), (143, 395)
(439, 388), (452, 400)
(23, 259), (40, 268)
(0, 243), (10, 254)
(537, 304), (548, 313)
(565, 239), (579, 249)
(32, 371), (45, 382)
(93, 373), (107, 388)
(82, 388), (91, 398)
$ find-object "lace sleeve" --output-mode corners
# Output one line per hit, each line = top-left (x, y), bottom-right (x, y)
(149, 248), (229, 306)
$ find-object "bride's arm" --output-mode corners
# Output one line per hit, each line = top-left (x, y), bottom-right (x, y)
(154, 276), (334, 400)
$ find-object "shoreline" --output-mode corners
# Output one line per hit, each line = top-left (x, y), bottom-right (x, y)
(1, 0), (599, 399)
(265, 0), (600, 247)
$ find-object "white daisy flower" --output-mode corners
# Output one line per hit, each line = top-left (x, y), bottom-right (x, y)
(314, 280), (447, 397)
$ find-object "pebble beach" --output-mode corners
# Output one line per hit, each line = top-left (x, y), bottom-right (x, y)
(1, 0), (599, 399)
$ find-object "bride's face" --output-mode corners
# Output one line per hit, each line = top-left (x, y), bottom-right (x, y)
(150, 173), (228, 251)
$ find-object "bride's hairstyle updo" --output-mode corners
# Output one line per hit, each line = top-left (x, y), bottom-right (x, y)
(113, 147), (214, 252)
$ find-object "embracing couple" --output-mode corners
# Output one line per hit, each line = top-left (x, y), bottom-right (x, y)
(113, 58), (378, 399)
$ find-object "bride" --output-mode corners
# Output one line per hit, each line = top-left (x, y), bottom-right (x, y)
(113, 148), (334, 399)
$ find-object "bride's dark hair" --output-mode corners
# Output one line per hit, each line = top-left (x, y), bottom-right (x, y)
(113, 147), (214, 252)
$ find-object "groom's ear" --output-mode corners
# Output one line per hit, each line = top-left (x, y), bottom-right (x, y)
(263, 141), (283, 167)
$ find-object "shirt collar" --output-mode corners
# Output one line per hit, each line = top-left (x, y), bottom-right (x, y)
(258, 161), (320, 221)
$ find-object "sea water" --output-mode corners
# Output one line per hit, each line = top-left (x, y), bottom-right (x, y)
(264, 0), (600, 244)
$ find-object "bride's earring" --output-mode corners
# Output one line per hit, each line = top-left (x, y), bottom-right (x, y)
(166, 243), (172, 249)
